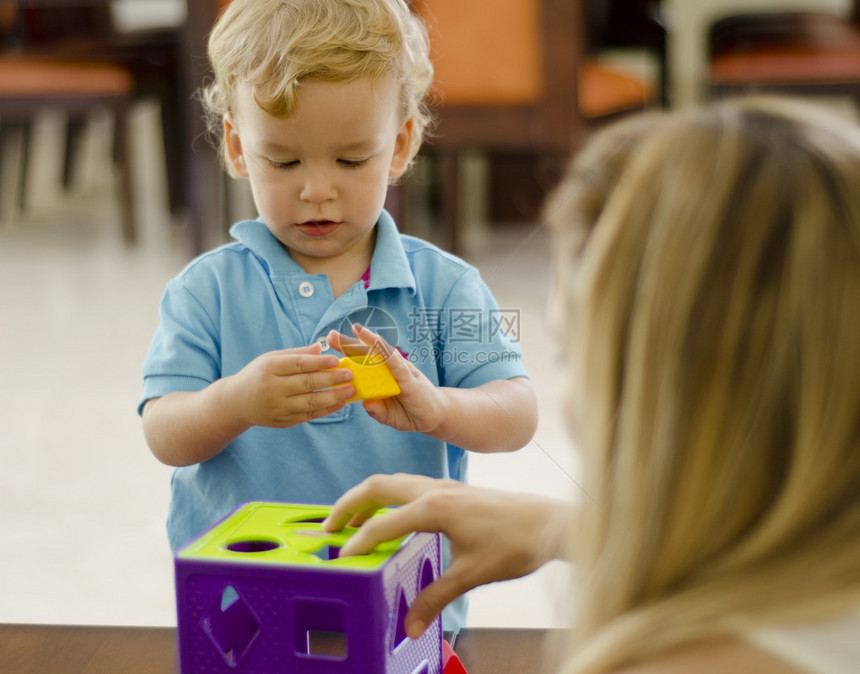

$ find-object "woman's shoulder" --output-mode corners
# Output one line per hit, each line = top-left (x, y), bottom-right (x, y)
(611, 638), (803, 674)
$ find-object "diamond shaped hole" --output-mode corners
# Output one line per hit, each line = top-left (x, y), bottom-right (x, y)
(202, 584), (261, 667)
(391, 588), (409, 652)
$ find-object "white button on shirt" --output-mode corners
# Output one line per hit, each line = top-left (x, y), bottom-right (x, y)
(298, 281), (314, 297)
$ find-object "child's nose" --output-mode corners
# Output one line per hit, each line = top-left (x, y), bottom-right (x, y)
(299, 168), (336, 203)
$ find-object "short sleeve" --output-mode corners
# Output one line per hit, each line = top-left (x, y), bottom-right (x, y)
(138, 276), (222, 414)
(435, 266), (527, 389)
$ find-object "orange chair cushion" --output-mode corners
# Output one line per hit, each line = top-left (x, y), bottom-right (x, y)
(0, 57), (133, 97)
(413, 0), (543, 105)
(711, 43), (860, 84)
(579, 60), (655, 119)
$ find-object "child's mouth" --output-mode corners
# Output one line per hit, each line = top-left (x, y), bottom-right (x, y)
(297, 220), (339, 237)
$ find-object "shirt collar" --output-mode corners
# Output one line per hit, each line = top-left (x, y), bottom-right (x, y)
(230, 219), (300, 276)
(367, 209), (417, 293)
(229, 210), (417, 293)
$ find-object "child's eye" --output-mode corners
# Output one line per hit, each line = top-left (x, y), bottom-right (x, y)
(267, 159), (299, 170)
(338, 158), (369, 168)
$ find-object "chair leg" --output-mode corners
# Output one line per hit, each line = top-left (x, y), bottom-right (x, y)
(657, 40), (670, 108)
(440, 149), (460, 254)
(17, 122), (33, 211)
(159, 81), (186, 217)
(62, 117), (86, 191)
(0, 122), (39, 215)
(0, 123), (16, 217)
(112, 109), (136, 244)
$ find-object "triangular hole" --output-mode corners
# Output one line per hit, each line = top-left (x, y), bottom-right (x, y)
(392, 589), (409, 651)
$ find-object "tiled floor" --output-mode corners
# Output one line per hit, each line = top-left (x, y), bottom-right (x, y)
(0, 103), (577, 629)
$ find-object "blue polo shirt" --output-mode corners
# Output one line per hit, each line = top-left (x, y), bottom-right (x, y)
(140, 211), (526, 628)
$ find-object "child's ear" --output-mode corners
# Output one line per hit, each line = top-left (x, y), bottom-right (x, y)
(388, 117), (415, 180)
(224, 114), (249, 178)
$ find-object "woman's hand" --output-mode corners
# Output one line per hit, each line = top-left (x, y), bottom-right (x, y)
(323, 473), (572, 639)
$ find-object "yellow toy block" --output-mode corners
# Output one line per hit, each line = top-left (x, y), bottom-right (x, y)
(333, 355), (400, 403)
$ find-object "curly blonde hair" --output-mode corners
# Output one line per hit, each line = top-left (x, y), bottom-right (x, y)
(547, 97), (860, 671)
(201, 0), (433, 176)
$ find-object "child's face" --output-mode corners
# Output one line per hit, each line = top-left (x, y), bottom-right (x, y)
(224, 75), (414, 270)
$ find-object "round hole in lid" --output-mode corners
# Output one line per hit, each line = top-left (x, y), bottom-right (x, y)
(225, 538), (280, 553)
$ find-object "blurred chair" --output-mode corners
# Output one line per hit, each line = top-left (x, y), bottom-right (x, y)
(585, 0), (668, 107)
(182, 0), (234, 255)
(0, 4), (137, 242)
(179, 0), (657, 254)
(410, 0), (656, 252)
(3, 2), (184, 223)
(42, 6), (185, 218)
(707, 3), (860, 108)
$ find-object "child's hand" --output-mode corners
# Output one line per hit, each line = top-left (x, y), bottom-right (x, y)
(326, 324), (446, 434)
(225, 342), (355, 428)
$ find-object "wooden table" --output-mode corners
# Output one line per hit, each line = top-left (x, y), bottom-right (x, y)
(0, 623), (562, 673)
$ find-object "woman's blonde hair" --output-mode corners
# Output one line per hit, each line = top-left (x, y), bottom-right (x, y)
(201, 0), (433, 176)
(547, 97), (860, 672)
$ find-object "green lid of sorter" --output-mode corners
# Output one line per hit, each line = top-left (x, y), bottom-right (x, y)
(177, 501), (406, 570)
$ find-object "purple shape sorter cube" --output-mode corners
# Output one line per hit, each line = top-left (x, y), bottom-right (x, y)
(174, 501), (443, 673)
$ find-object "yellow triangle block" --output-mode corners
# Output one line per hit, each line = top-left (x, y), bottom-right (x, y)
(333, 355), (400, 403)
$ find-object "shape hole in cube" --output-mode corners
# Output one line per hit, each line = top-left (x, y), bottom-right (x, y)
(221, 584), (240, 611)
(280, 514), (328, 525)
(310, 544), (341, 561)
(392, 589), (409, 651)
(294, 598), (348, 660)
(224, 538), (280, 553)
(202, 585), (261, 667)
(293, 528), (328, 537)
(418, 556), (435, 593)
(307, 629), (349, 659)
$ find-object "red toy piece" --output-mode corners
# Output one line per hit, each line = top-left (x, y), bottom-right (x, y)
(443, 638), (469, 674)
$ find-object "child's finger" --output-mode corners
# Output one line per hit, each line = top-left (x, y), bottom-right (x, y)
(278, 342), (324, 355)
(351, 323), (406, 370)
(268, 351), (342, 376)
(298, 369), (355, 393)
(275, 386), (355, 422)
(351, 323), (392, 355)
(325, 330), (370, 357)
